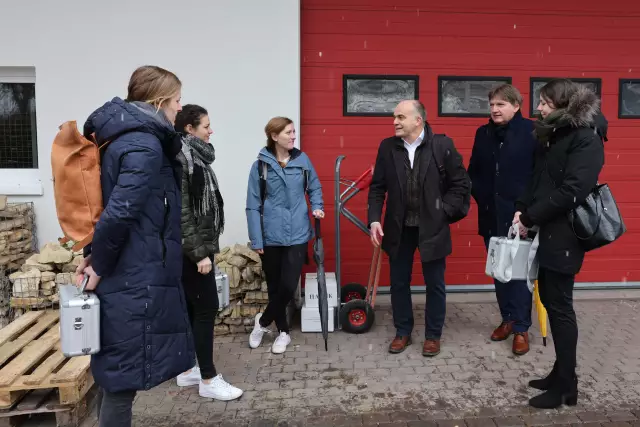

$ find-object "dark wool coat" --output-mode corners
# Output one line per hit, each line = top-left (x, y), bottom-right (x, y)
(517, 88), (607, 275)
(468, 111), (538, 238)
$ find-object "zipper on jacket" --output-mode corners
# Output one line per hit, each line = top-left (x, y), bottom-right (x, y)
(160, 191), (169, 267)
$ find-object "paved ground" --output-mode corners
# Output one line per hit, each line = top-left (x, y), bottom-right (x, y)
(26, 291), (640, 426)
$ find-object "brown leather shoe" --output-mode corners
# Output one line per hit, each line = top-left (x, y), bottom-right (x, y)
(512, 332), (530, 355)
(422, 339), (441, 357)
(491, 321), (513, 341)
(388, 336), (412, 354)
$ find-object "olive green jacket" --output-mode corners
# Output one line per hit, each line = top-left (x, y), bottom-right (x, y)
(178, 152), (220, 264)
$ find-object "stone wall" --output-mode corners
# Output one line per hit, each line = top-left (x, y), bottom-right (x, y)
(0, 198), (36, 273)
(7, 241), (81, 318)
(0, 197), (37, 327)
(214, 244), (269, 335)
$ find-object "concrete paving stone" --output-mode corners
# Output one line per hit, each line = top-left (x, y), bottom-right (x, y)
(493, 417), (526, 427)
(607, 412), (638, 422)
(31, 298), (640, 426)
(466, 419), (498, 427)
(437, 419), (467, 427)
(578, 412), (613, 423)
(549, 414), (582, 424)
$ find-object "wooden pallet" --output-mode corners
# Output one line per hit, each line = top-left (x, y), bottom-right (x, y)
(0, 385), (96, 427)
(0, 311), (94, 410)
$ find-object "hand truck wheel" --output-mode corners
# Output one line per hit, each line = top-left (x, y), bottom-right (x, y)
(340, 282), (367, 303)
(340, 299), (375, 334)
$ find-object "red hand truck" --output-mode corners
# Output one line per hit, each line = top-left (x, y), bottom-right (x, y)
(334, 155), (382, 333)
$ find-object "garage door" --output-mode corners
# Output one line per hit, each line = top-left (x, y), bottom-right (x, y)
(300, 0), (640, 288)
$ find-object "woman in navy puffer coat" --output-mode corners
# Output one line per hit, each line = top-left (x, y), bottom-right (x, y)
(77, 65), (195, 427)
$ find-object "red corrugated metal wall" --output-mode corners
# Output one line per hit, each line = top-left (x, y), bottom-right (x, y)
(300, 0), (640, 287)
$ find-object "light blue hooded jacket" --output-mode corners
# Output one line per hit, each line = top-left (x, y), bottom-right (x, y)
(246, 147), (323, 249)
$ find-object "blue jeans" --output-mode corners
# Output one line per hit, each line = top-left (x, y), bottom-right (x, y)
(484, 237), (533, 333)
(389, 227), (447, 340)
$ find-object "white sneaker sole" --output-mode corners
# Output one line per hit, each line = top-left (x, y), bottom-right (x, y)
(249, 335), (263, 349)
(271, 343), (290, 354)
(176, 377), (200, 387)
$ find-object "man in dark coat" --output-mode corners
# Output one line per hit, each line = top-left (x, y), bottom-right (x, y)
(368, 100), (471, 356)
(467, 84), (538, 355)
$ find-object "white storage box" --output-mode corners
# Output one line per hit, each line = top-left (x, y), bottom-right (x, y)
(216, 272), (230, 310)
(304, 272), (338, 308)
(301, 305), (334, 333)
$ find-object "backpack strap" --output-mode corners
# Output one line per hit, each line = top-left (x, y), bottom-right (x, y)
(258, 160), (267, 239)
(259, 160), (268, 205)
(431, 134), (448, 189)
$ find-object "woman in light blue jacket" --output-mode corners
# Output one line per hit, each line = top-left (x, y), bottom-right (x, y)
(246, 116), (323, 354)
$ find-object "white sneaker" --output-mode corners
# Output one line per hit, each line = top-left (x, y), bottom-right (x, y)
(199, 374), (243, 401)
(271, 332), (291, 354)
(249, 313), (270, 349)
(176, 366), (201, 387)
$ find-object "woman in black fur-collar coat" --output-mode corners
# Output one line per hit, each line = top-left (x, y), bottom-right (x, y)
(514, 79), (607, 409)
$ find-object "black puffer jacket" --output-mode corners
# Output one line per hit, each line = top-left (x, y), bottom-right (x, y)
(517, 87), (606, 275)
(178, 152), (220, 263)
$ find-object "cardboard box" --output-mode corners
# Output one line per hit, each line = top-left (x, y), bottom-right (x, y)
(304, 272), (338, 308)
(301, 305), (335, 333)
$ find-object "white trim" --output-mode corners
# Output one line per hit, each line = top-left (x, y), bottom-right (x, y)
(294, 0), (301, 149)
(0, 66), (36, 83)
(0, 169), (43, 196)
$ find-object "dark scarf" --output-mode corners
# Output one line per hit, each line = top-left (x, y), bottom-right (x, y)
(180, 134), (224, 235)
(533, 109), (568, 145)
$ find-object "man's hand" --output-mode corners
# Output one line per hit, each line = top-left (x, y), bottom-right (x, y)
(370, 222), (384, 247)
(197, 257), (213, 275)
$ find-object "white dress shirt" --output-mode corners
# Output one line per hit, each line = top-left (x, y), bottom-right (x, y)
(403, 128), (425, 168)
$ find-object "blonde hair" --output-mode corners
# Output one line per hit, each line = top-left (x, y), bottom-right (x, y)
(126, 65), (181, 109)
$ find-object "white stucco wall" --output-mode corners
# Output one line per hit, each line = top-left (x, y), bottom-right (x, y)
(0, 0), (300, 249)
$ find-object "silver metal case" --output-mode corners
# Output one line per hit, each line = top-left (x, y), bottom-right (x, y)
(59, 281), (101, 357)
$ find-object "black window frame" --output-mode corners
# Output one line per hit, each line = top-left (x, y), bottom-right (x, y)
(529, 77), (602, 118)
(0, 79), (38, 169)
(437, 75), (513, 118)
(342, 74), (419, 117)
(618, 78), (640, 119)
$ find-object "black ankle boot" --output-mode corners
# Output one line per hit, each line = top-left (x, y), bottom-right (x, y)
(529, 375), (578, 409)
(529, 362), (558, 390)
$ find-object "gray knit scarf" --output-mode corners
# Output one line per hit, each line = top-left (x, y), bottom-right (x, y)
(180, 134), (224, 234)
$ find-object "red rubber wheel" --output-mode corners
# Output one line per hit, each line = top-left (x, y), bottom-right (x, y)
(340, 299), (375, 334)
(341, 283), (367, 303)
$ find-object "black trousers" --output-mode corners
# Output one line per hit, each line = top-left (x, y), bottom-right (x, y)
(97, 389), (136, 427)
(538, 266), (577, 382)
(259, 243), (307, 333)
(182, 255), (219, 380)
